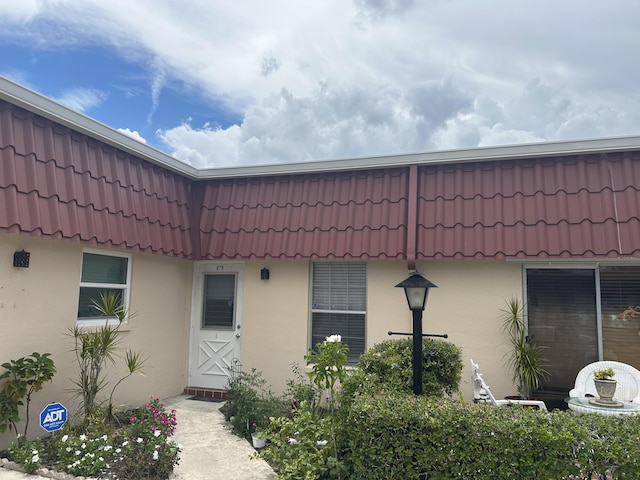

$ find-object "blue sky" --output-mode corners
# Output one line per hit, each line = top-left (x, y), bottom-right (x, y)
(1, 1), (640, 168)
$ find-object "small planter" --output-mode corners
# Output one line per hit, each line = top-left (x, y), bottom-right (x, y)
(251, 433), (266, 449)
(593, 378), (619, 405)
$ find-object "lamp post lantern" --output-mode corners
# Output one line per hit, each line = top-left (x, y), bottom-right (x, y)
(395, 271), (438, 395)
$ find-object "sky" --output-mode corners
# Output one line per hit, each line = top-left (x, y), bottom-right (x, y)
(1, 1), (639, 169)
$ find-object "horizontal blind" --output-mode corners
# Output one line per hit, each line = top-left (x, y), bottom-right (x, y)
(312, 262), (366, 362)
(600, 266), (640, 369)
(312, 263), (366, 311)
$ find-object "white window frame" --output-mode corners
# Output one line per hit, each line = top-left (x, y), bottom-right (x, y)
(77, 249), (132, 327)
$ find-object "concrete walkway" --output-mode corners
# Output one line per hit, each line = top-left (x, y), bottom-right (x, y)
(0, 395), (275, 480)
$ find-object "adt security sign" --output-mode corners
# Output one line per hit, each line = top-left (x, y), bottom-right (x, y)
(40, 402), (67, 432)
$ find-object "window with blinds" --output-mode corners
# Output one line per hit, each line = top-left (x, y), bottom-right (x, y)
(78, 252), (129, 321)
(600, 266), (640, 368)
(311, 262), (366, 363)
(526, 268), (598, 391)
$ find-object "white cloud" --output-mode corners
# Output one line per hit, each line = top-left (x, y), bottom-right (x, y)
(3, 0), (640, 167)
(53, 88), (107, 113)
(117, 128), (147, 144)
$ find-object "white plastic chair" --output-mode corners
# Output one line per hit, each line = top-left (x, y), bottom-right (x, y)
(470, 359), (547, 411)
(568, 360), (640, 403)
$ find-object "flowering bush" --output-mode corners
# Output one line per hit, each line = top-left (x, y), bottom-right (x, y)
(8, 437), (43, 474)
(8, 396), (181, 480)
(56, 433), (110, 477)
(110, 397), (181, 479)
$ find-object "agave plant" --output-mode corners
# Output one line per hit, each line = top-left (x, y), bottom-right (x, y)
(500, 297), (549, 400)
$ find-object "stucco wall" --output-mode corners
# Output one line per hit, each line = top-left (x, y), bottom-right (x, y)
(0, 233), (192, 449)
(239, 259), (523, 401)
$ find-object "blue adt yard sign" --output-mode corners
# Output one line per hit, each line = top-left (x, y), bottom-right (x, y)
(40, 403), (67, 432)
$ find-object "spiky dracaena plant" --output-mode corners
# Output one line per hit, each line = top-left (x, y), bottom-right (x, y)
(500, 297), (549, 400)
(69, 292), (146, 421)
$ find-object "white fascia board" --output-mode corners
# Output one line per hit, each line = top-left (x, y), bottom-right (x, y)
(197, 135), (640, 179)
(0, 76), (198, 178)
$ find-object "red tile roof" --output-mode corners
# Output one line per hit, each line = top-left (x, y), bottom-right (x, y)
(3, 93), (640, 262)
(0, 101), (193, 256)
(418, 153), (640, 258)
(197, 170), (408, 259)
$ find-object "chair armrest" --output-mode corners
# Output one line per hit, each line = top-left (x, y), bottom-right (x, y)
(568, 388), (580, 398)
(632, 396), (640, 404)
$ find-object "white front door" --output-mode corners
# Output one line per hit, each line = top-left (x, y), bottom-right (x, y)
(189, 262), (244, 389)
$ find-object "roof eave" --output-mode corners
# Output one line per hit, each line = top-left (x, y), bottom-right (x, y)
(0, 76), (198, 178)
(197, 135), (640, 178)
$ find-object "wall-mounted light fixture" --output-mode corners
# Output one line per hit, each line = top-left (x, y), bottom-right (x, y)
(13, 249), (30, 268)
(260, 267), (270, 280)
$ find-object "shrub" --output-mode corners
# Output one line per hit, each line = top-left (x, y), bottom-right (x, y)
(223, 368), (288, 440)
(0, 352), (56, 437)
(8, 396), (181, 479)
(8, 437), (44, 474)
(257, 402), (344, 480)
(341, 338), (462, 402)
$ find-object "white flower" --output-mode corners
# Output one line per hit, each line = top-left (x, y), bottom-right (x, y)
(154, 430), (161, 437)
(115, 448), (122, 454)
(325, 334), (341, 343)
(317, 440), (328, 446)
(136, 437), (143, 443)
(61, 435), (69, 442)
(121, 440), (129, 447)
(31, 454), (39, 463)
(153, 450), (159, 460)
(74, 450), (81, 456)
(288, 438), (299, 445)
(79, 434), (87, 441)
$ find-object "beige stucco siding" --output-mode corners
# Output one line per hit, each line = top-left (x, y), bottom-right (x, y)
(0, 233), (191, 449)
(238, 259), (522, 401)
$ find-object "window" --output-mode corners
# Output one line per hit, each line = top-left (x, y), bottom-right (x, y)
(202, 274), (236, 329)
(311, 262), (366, 363)
(526, 265), (640, 393)
(78, 251), (130, 325)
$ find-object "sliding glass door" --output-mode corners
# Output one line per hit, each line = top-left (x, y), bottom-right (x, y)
(526, 268), (598, 392)
(526, 265), (640, 394)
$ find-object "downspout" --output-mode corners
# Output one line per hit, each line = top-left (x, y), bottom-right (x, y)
(189, 181), (206, 261)
(406, 164), (418, 270)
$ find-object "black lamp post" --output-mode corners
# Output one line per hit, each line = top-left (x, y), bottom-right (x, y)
(395, 271), (438, 395)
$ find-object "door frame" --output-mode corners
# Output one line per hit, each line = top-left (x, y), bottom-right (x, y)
(188, 261), (245, 388)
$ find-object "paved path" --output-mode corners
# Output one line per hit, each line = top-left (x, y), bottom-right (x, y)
(0, 395), (275, 480)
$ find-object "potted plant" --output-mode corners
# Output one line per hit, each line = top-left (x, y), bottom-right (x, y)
(500, 297), (549, 400)
(592, 367), (617, 404)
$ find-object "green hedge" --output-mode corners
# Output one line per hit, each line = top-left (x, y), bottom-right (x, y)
(340, 394), (640, 479)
